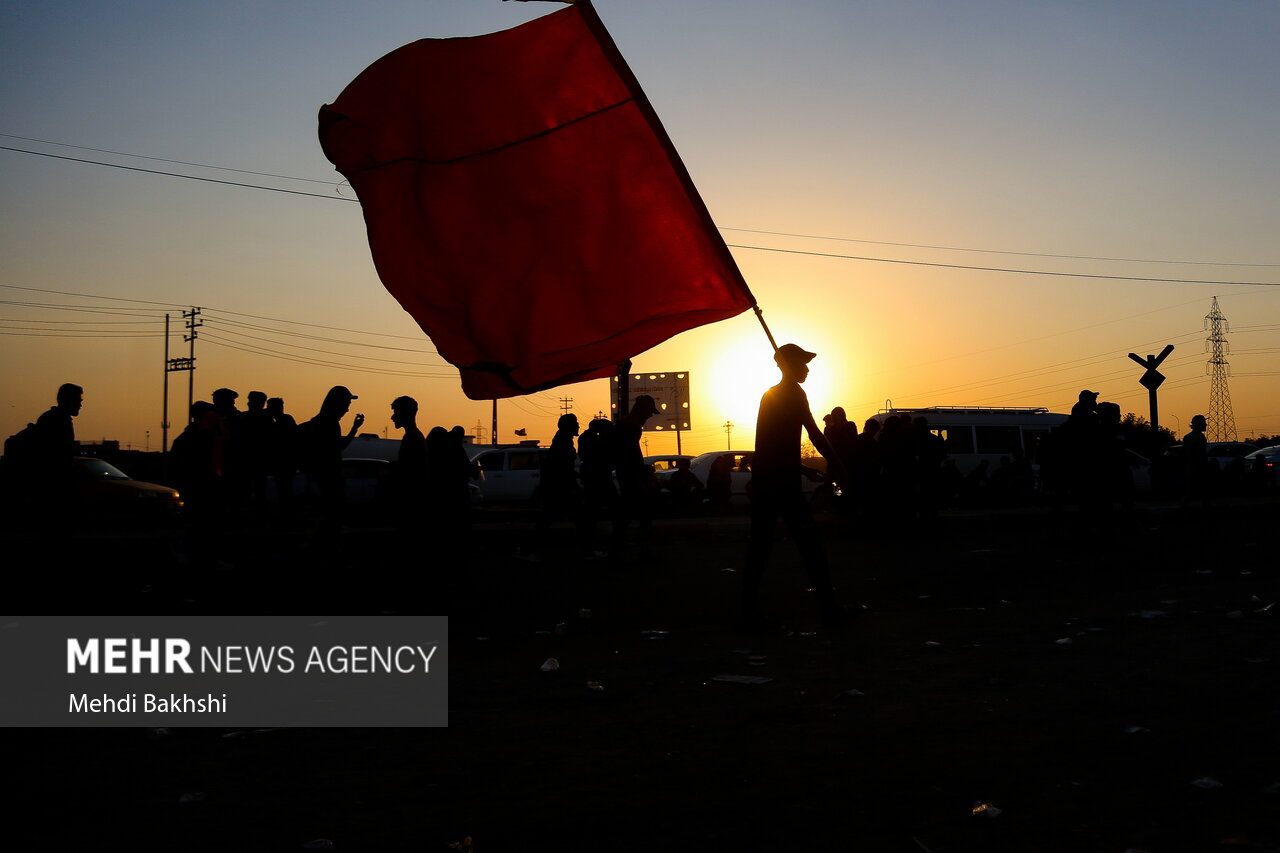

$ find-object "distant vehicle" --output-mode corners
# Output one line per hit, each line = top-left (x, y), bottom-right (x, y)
(1244, 445), (1280, 487)
(1161, 441), (1257, 467)
(342, 434), (402, 463)
(686, 450), (824, 506)
(1206, 441), (1258, 464)
(644, 454), (694, 484)
(279, 457), (480, 518)
(687, 450), (754, 505)
(1154, 441), (1259, 494)
(338, 457), (393, 508)
(72, 456), (182, 521)
(469, 444), (548, 503)
(870, 406), (1068, 476)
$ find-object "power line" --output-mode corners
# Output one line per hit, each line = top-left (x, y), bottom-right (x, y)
(0, 330), (162, 338)
(11, 134), (1279, 270)
(0, 146), (357, 203)
(200, 333), (456, 378)
(720, 226), (1280, 268)
(204, 314), (444, 356)
(207, 324), (445, 367)
(725, 244), (1280, 287)
(5, 147), (1279, 285)
(0, 133), (346, 187)
(0, 285), (441, 345)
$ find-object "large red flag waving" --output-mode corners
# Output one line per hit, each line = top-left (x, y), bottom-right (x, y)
(319, 2), (754, 400)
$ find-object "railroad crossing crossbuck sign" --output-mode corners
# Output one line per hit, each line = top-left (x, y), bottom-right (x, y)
(1128, 344), (1174, 431)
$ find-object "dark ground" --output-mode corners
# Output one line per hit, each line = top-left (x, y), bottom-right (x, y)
(6, 495), (1278, 852)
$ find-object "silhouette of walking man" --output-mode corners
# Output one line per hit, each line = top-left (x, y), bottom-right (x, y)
(742, 344), (849, 629)
(1182, 413), (1210, 510)
(611, 394), (660, 559)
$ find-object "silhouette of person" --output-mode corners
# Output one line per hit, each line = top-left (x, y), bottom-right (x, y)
(265, 397), (298, 517)
(6, 383), (83, 522)
(171, 399), (215, 495)
(390, 396), (427, 528)
(423, 425), (472, 562)
(911, 416), (947, 522)
(856, 417), (883, 522)
(1061, 389), (1102, 512)
(447, 425), (478, 520)
(238, 390), (272, 508)
(578, 417), (617, 537)
(877, 413), (914, 527)
(37, 382), (83, 459)
(9, 383), (83, 479)
(663, 457), (704, 514)
(1182, 413), (1210, 509)
(297, 386), (364, 530)
(201, 388), (243, 520)
(1096, 401), (1135, 517)
(706, 453), (734, 509)
(1070, 389), (1100, 423)
(821, 406), (858, 496)
(524, 413), (589, 560)
(742, 344), (849, 629)
(610, 395), (660, 558)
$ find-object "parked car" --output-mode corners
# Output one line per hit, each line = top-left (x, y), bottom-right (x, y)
(469, 445), (548, 502)
(276, 457), (481, 519)
(686, 450), (824, 506)
(1243, 444), (1280, 487)
(72, 456), (183, 521)
(644, 454), (694, 485)
(1155, 441), (1259, 494)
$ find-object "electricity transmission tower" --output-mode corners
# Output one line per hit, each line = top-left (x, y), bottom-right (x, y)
(1204, 296), (1237, 442)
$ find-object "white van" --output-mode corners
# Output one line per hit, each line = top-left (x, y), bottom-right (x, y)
(870, 406), (1067, 475)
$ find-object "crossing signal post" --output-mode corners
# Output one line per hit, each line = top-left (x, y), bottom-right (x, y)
(1127, 344), (1174, 434)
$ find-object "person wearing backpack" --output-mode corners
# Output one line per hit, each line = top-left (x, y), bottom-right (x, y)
(3, 383), (83, 523)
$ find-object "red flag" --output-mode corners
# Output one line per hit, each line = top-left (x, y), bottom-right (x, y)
(319, 2), (754, 400)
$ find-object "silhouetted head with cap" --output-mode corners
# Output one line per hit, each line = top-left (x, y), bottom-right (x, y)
(212, 388), (239, 415)
(320, 385), (358, 418)
(630, 395), (659, 423)
(774, 343), (816, 383)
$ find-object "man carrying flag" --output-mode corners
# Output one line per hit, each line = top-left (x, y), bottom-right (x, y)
(741, 344), (852, 630)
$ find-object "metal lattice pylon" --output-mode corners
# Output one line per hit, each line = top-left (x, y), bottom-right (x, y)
(1204, 296), (1237, 441)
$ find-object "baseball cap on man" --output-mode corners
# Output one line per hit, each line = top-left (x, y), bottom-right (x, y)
(633, 394), (660, 416)
(774, 343), (816, 365)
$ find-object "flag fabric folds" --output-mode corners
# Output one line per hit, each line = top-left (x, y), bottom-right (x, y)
(319, 2), (753, 400)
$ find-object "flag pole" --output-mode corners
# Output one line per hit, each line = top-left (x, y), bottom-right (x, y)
(752, 304), (778, 353)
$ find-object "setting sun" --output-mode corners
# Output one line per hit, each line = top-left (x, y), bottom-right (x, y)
(704, 333), (835, 445)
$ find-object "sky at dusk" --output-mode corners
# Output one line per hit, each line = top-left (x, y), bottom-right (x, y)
(2, 0), (1277, 455)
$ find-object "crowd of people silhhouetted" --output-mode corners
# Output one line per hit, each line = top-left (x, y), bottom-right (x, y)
(165, 386), (478, 548)
(3, 371), (1272, 624)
